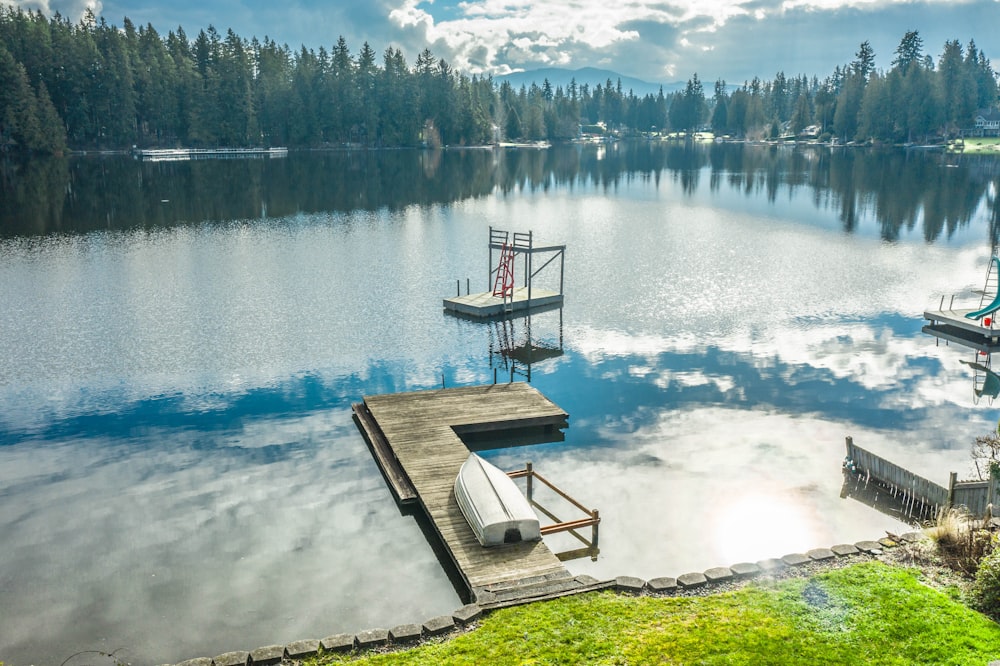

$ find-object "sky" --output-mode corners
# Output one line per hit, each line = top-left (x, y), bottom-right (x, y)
(7, 0), (1000, 86)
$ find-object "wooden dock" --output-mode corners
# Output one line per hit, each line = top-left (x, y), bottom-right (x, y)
(443, 287), (563, 319)
(353, 383), (606, 605)
(924, 306), (1000, 353)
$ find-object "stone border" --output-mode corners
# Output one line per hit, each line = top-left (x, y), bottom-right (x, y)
(159, 533), (922, 665)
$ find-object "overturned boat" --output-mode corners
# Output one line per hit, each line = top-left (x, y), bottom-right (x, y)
(454, 453), (541, 547)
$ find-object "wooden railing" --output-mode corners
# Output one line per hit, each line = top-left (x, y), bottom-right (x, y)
(508, 462), (600, 560)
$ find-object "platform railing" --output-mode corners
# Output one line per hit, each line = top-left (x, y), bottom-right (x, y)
(508, 462), (600, 559)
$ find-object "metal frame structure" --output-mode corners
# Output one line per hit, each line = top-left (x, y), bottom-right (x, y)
(488, 226), (566, 313)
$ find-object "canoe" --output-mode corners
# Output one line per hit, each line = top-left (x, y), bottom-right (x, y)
(454, 453), (541, 547)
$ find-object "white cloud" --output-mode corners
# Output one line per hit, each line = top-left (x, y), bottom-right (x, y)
(3, 0), (102, 21)
(388, 0), (678, 75)
(378, 0), (1000, 85)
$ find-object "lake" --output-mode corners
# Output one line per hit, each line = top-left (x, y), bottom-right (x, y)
(2, 142), (999, 665)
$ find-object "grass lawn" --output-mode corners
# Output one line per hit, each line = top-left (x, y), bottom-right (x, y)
(307, 561), (1000, 665)
(951, 137), (1000, 154)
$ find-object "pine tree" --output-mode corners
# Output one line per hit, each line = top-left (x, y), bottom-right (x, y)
(938, 39), (976, 133)
(891, 31), (924, 75)
(33, 80), (67, 153)
(710, 79), (728, 134)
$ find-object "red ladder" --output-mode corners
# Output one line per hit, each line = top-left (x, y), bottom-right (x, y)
(492, 242), (515, 298)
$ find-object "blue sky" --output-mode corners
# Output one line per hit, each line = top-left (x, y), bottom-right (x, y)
(8, 0), (1000, 86)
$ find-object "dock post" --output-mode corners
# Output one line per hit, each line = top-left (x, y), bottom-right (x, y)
(948, 471), (957, 507)
(456, 279), (460, 297)
(493, 368), (497, 384)
(988, 470), (995, 519)
(467, 278), (470, 295)
(488, 226), (494, 292)
(526, 461), (533, 503)
(560, 247), (565, 296)
(592, 509), (600, 546)
(527, 230), (533, 309)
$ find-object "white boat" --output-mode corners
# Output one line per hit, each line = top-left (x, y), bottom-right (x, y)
(454, 453), (541, 547)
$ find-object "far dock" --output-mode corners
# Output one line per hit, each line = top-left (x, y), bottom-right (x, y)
(132, 147), (288, 161)
(923, 304), (1000, 353)
(924, 256), (1000, 353)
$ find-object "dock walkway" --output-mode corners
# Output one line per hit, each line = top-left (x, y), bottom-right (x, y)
(354, 383), (604, 605)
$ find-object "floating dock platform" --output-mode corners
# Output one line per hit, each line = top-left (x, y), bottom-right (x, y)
(923, 306), (1000, 353)
(443, 287), (563, 319)
(133, 147), (288, 161)
(352, 383), (607, 606)
(444, 227), (566, 321)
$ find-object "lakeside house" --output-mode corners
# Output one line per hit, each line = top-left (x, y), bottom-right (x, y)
(965, 108), (1000, 137)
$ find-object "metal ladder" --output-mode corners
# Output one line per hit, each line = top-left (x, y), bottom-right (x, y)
(979, 256), (1000, 315)
(492, 229), (516, 315)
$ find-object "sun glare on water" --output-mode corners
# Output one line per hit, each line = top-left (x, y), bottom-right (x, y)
(713, 491), (821, 565)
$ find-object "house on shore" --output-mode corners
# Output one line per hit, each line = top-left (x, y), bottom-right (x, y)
(963, 108), (1000, 137)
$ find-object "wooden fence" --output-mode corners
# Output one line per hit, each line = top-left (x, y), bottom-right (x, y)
(952, 476), (1000, 517)
(843, 436), (1000, 521)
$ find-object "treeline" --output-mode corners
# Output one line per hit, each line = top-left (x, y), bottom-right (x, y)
(0, 7), (668, 153)
(707, 33), (999, 143)
(0, 6), (997, 155)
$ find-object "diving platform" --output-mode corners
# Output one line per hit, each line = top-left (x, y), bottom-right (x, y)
(444, 227), (565, 321)
(352, 383), (606, 606)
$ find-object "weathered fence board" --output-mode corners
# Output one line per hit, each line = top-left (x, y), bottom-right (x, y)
(952, 478), (1000, 516)
(845, 437), (1000, 520)
(844, 437), (949, 521)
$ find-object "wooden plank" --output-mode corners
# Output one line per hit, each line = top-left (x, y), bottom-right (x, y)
(351, 402), (417, 503)
(845, 438), (950, 508)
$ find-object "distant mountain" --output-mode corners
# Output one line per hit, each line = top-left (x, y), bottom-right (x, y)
(495, 67), (683, 98)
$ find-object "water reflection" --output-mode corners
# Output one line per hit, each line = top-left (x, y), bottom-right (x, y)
(0, 378), (462, 666)
(4, 143), (1000, 243)
(3, 145), (1000, 663)
(484, 307), (565, 383)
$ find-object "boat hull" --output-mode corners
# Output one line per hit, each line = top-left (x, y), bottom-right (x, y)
(454, 453), (541, 547)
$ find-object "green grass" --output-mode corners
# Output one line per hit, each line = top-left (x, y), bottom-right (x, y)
(950, 137), (1000, 154)
(308, 562), (1000, 665)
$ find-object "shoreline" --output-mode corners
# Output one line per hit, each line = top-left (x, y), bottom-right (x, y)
(158, 531), (949, 666)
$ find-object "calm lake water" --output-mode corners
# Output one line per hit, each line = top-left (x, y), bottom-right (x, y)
(2, 142), (1000, 664)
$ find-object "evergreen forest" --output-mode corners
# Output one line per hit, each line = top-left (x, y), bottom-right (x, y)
(0, 7), (998, 155)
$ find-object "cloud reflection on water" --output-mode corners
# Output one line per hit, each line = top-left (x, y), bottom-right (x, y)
(2, 145), (999, 663)
(0, 407), (460, 666)
(485, 407), (968, 581)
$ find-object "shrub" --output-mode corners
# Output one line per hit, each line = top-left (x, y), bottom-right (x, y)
(925, 507), (993, 574)
(972, 537), (1000, 619)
